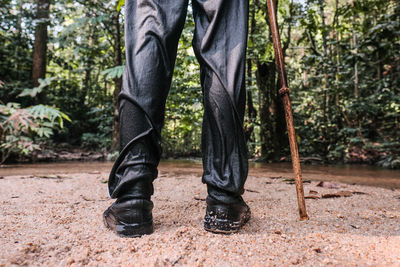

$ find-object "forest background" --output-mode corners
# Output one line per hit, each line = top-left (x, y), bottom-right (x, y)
(0, 0), (399, 168)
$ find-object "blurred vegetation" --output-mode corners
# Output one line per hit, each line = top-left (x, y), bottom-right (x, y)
(0, 101), (70, 163)
(0, 0), (399, 167)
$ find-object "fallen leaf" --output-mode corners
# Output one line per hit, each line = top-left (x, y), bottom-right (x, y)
(313, 248), (322, 253)
(36, 175), (69, 180)
(305, 195), (320, 199)
(245, 188), (260, 193)
(350, 224), (360, 229)
(352, 191), (368, 195)
(309, 190), (318, 194)
(80, 195), (96, 202)
(194, 197), (206, 201)
(317, 181), (339, 189)
(35, 175), (61, 179)
(269, 176), (282, 180)
(322, 191), (353, 198)
(101, 179), (108, 184)
(283, 178), (295, 182)
(283, 178), (311, 184)
(19, 175), (34, 179)
(274, 230), (282, 235)
(339, 191), (353, 197)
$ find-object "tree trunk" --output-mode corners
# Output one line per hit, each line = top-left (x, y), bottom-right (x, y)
(83, 10), (94, 105)
(318, 0), (330, 158)
(32, 0), (50, 103)
(351, 0), (359, 99)
(15, 0), (23, 81)
(256, 61), (276, 160)
(111, 9), (123, 152)
(255, 0), (282, 161)
(273, 78), (287, 159)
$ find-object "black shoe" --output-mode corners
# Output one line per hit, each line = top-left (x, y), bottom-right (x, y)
(204, 197), (251, 234)
(103, 198), (154, 237)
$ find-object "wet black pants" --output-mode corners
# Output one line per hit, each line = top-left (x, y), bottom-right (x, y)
(108, 0), (249, 204)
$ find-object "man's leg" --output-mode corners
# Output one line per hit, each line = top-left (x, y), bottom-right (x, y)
(192, 0), (250, 233)
(104, 0), (188, 237)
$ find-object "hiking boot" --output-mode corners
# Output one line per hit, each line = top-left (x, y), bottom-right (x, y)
(204, 196), (251, 234)
(103, 198), (154, 237)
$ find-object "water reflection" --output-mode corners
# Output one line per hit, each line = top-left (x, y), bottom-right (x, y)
(0, 160), (399, 189)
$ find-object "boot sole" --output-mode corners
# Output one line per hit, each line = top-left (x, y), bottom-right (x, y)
(103, 214), (153, 238)
(204, 211), (250, 234)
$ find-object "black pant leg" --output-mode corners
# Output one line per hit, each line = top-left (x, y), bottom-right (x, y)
(108, 0), (189, 199)
(192, 0), (250, 203)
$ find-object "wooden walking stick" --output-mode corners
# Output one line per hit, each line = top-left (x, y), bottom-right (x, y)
(266, 0), (309, 220)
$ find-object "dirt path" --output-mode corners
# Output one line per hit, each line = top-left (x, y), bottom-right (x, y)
(1, 167), (400, 266)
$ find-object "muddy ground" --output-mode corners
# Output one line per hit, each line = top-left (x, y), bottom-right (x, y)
(0, 163), (400, 266)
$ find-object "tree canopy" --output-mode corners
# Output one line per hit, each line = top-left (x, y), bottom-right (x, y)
(0, 0), (399, 168)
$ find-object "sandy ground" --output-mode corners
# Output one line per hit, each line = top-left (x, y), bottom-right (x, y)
(1, 167), (400, 266)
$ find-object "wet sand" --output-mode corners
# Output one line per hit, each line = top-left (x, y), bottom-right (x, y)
(0, 163), (400, 266)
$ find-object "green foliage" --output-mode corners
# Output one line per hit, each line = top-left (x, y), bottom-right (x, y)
(18, 77), (57, 98)
(81, 105), (114, 150)
(102, 66), (124, 80)
(0, 0), (399, 168)
(162, 11), (203, 158)
(0, 0), (34, 104)
(0, 102), (70, 163)
(289, 0), (400, 167)
(117, 0), (125, 11)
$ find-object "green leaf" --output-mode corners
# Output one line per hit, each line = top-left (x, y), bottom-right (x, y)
(117, 0), (125, 11)
(17, 77), (57, 98)
(101, 65), (125, 79)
